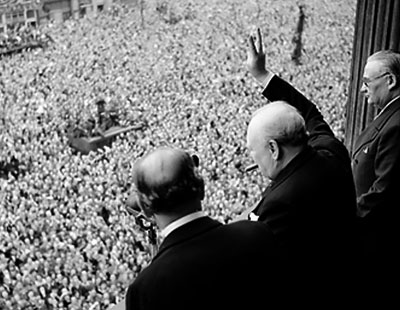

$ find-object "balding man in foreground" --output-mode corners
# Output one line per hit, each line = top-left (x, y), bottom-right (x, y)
(242, 29), (360, 303)
(124, 147), (286, 310)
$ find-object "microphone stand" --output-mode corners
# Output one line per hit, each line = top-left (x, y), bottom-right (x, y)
(134, 213), (158, 258)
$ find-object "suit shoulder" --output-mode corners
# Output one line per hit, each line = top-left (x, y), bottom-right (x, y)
(226, 220), (274, 237)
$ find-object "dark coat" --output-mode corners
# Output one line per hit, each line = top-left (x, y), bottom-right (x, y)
(352, 96), (400, 260)
(126, 216), (286, 310)
(253, 76), (359, 294)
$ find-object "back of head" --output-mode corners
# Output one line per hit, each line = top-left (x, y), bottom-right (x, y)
(132, 147), (204, 215)
(95, 98), (106, 113)
(95, 98), (106, 106)
(248, 101), (308, 148)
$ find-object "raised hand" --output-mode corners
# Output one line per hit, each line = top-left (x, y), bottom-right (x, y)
(246, 28), (269, 83)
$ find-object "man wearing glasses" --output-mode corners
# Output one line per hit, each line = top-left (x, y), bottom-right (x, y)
(354, 50), (400, 275)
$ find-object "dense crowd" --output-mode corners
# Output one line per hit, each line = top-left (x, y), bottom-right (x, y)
(0, 0), (356, 309)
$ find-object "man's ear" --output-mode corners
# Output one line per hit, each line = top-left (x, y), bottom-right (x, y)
(388, 73), (398, 90)
(268, 139), (280, 161)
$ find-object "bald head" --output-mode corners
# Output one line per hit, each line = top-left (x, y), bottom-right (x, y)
(246, 101), (308, 179)
(132, 147), (204, 214)
(135, 147), (196, 189)
(247, 101), (307, 148)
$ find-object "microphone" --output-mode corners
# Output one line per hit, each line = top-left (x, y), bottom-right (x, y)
(245, 163), (258, 172)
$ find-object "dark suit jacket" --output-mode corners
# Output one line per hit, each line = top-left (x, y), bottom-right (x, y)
(253, 76), (359, 292)
(125, 216), (286, 310)
(352, 96), (400, 258)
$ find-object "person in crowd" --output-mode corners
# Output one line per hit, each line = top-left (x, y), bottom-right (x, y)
(124, 146), (286, 310)
(353, 50), (400, 272)
(95, 99), (108, 134)
(242, 28), (360, 301)
(94, 98), (120, 135)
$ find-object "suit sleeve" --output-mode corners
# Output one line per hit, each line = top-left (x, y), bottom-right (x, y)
(262, 75), (351, 168)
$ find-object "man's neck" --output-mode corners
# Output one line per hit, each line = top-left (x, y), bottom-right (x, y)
(281, 145), (307, 170)
(154, 201), (202, 230)
(376, 93), (400, 118)
(271, 145), (308, 183)
(159, 210), (206, 239)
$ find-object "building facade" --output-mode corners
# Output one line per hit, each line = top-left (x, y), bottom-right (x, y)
(0, 0), (114, 33)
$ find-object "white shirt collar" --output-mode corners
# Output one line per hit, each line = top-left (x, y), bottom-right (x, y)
(160, 211), (206, 239)
(375, 95), (400, 119)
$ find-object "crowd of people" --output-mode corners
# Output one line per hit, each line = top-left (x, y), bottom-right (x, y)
(0, 0), (357, 309)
